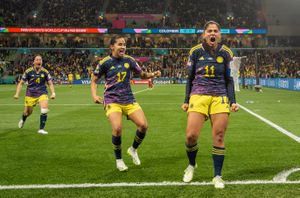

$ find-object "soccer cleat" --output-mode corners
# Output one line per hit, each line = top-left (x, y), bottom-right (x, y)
(18, 119), (24, 128)
(127, 147), (141, 165)
(212, 175), (225, 189)
(183, 164), (197, 183)
(38, 129), (48, 135)
(116, 159), (128, 172)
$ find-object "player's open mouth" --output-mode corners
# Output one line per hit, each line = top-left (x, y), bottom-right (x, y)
(119, 50), (125, 55)
(210, 37), (216, 42)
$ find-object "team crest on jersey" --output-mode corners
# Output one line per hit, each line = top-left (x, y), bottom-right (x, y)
(41, 74), (44, 78)
(199, 56), (205, 60)
(124, 63), (130, 69)
(216, 56), (224, 63)
(110, 66), (115, 70)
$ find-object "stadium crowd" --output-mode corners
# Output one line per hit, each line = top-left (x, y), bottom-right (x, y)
(5, 50), (92, 83)
(170, 0), (264, 28)
(1, 0), (104, 27)
(0, 0), (40, 27)
(0, 0), (299, 81)
(242, 50), (300, 78)
(106, 0), (164, 14)
(1, 0), (265, 28)
(1, 48), (299, 83)
(0, 34), (265, 48)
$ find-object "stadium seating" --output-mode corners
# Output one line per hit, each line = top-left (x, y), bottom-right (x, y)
(1, 0), (265, 28)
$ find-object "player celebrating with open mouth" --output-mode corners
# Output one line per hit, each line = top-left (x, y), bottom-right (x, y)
(14, 55), (56, 135)
(181, 21), (239, 188)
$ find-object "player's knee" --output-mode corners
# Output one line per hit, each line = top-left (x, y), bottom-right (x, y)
(186, 133), (198, 145)
(214, 130), (225, 143)
(41, 108), (49, 114)
(138, 122), (148, 133)
(24, 111), (32, 116)
(113, 126), (122, 136)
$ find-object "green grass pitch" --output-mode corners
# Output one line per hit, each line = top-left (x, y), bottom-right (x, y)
(0, 84), (299, 197)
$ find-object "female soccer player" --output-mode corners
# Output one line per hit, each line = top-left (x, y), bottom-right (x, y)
(91, 36), (161, 171)
(181, 21), (239, 188)
(14, 55), (56, 134)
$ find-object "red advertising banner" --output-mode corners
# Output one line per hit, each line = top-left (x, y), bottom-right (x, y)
(132, 80), (150, 84)
(0, 27), (108, 34)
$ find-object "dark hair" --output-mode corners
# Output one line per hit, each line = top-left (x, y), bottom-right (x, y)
(204, 21), (221, 30)
(34, 54), (42, 60)
(110, 35), (126, 45)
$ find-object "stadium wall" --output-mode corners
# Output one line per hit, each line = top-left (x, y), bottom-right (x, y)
(2, 77), (299, 91)
(243, 78), (300, 91)
(72, 79), (175, 85)
(72, 78), (300, 91)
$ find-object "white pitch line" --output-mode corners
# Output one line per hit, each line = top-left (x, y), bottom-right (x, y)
(133, 88), (152, 94)
(0, 103), (179, 106)
(273, 168), (300, 182)
(0, 104), (95, 106)
(0, 88), (152, 107)
(239, 104), (300, 143)
(0, 88), (159, 106)
(0, 180), (300, 190)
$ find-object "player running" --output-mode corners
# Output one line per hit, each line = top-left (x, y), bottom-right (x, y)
(14, 55), (56, 135)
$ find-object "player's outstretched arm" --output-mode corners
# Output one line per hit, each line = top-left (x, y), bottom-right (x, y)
(140, 70), (161, 79)
(14, 80), (24, 99)
(91, 75), (103, 104)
